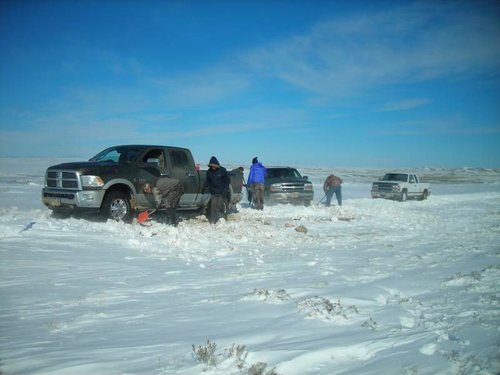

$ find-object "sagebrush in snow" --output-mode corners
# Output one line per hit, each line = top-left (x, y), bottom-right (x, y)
(192, 340), (217, 368)
(223, 343), (248, 369)
(248, 361), (281, 375)
(252, 288), (291, 303)
(362, 317), (379, 330)
(297, 296), (359, 321)
(191, 341), (281, 374)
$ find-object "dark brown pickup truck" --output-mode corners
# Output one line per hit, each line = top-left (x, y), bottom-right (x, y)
(42, 145), (243, 221)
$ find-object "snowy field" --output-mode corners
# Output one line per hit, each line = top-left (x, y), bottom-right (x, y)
(0, 158), (499, 375)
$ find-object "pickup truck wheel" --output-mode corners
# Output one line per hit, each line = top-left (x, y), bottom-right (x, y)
(420, 190), (429, 200)
(101, 191), (132, 222)
(400, 190), (408, 202)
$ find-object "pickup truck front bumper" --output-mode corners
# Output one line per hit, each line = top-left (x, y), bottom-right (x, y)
(371, 191), (402, 200)
(42, 188), (106, 211)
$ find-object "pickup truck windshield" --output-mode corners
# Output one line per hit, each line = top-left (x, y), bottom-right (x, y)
(382, 173), (408, 182)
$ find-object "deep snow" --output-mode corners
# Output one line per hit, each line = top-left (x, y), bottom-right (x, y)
(0, 158), (499, 375)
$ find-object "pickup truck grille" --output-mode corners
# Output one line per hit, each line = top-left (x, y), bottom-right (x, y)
(372, 182), (399, 192)
(46, 170), (81, 190)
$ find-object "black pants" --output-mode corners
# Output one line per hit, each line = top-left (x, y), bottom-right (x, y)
(209, 195), (224, 224)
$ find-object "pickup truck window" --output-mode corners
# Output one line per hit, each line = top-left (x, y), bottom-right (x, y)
(169, 150), (191, 169)
(143, 149), (166, 168)
(106, 150), (120, 162)
(409, 175), (416, 183)
(382, 173), (408, 182)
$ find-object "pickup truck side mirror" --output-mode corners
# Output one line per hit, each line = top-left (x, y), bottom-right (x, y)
(146, 158), (160, 166)
(303, 176), (309, 180)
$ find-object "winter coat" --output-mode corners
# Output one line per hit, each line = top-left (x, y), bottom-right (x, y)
(205, 156), (230, 196)
(247, 162), (267, 185)
(323, 174), (343, 193)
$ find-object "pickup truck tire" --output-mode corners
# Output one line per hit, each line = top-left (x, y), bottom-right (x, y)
(400, 190), (408, 202)
(101, 191), (133, 222)
(420, 190), (429, 200)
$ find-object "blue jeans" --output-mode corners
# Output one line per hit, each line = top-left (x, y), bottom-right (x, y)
(326, 186), (342, 206)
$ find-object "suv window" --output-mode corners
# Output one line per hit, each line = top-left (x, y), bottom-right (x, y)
(268, 168), (301, 179)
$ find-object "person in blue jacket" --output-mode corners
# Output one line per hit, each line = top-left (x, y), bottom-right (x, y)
(204, 156), (230, 224)
(247, 157), (267, 210)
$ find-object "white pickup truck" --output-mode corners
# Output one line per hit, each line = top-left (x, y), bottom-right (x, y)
(371, 173), (431, 201)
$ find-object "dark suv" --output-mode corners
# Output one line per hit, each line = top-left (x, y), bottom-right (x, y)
(264, 167), (314, 206)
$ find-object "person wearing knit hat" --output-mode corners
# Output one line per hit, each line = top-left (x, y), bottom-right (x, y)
(204, 156), (230, 223)
(247, 156), (267, 210)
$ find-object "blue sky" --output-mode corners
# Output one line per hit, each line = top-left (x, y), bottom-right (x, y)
(1, 0), (499, 168)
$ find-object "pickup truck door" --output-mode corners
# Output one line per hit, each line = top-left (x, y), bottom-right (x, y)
(164, 148), (200, 207)
(409, 174), (420, 194)
(131, 148), (168, 208)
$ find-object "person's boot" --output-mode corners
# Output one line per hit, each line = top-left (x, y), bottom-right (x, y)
(155, 209), (168, 224)
(166, 208), (178, 226)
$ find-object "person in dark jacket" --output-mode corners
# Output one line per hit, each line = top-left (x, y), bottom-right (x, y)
(247, 157), (267, 210)
(204, 156), (230, 224)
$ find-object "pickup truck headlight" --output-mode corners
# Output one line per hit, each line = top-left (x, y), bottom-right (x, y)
(81, 175), (104, 188)
(270, 183), (283, 192)
(304, 184), (313, 191)
(393, 185), (401, 191)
